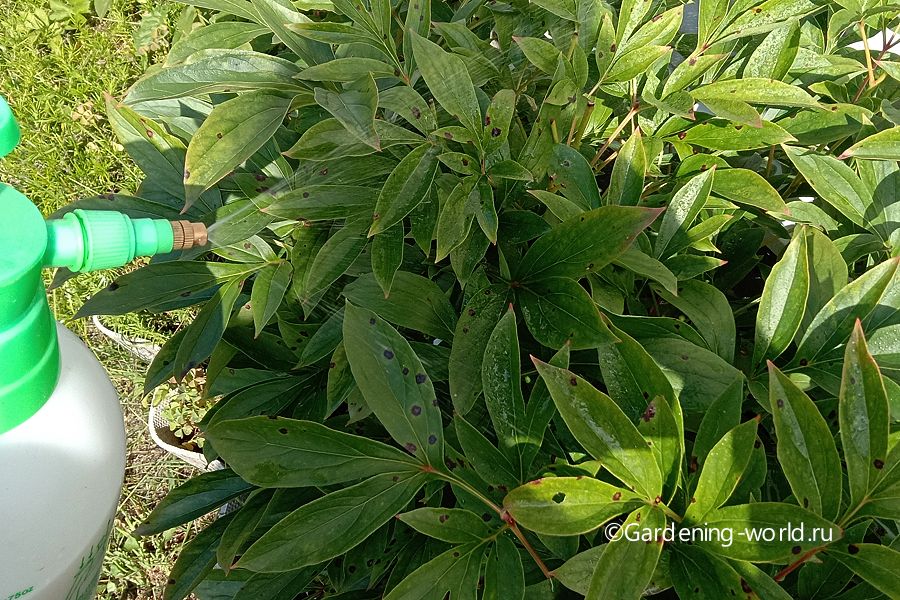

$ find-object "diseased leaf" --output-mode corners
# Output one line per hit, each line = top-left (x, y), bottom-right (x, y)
(840, 321), (890, 508)
(206, 416), (420, 487)
(533, 359), (663, 498)
(343, 302), (444, 466)
(398, 507), (492, 544)
(768, 364), (842, 521)
(753, 231), (809, 365)
(184, 91), (291, 210)
(503, 476), (641, 535)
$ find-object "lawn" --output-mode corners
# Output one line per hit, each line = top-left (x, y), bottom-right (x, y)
(0, 1), (198, 597)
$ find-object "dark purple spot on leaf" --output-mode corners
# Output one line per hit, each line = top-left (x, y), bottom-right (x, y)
(415, 373), (426, 384)
(411, 405), (422, 416)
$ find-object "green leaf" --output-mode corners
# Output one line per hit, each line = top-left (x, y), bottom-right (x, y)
(372, 224), (405, 298)
(519, 277), (616, 350)
(605, 46), (672, 83)
(216, 489), (273, 572)
(232, 568), (321, 600)
(777, 104), (870, 146)
(283, 118), (422, 160)
(516, 206), (662, 281)
(164, 514), (236, 600)
(482, 307), (530, 477)
(753, 231), (809, 364)
(530, 0), (576, 20)
(618, 5), (683, 54)
(614, 246), (678, 297)
(637, 393), (683, 500)
(554, 545), (606, 595)
(587, 506), (665, 600)
(343, 272), (457, 340)
(165, 22), (270, 65)
(237, 471), (427, 571)
(383, 542), (489, 600)
(483, 535), (525, 600)
(250, 261), (292, 337)
(409, 31), (481, 134)
(676, 120), (795, 151)
(781, 145), (869, 228)
(250, 0), (331, 65)
(692, 375), (743, 468)
(503, 476), (641, 535)
(655, 280), (735, 363)
(369, 143), (440, 235)
(826, 543), (900, 599)
(135, 469), (252, 537)
(489, 160), (533, 182)
(697, 503), (841, 561)
(207, 416), (420, 487)
(126, 50), (304, 102)
(521, 342), (570, 476)
(693, 78), (819, 109)
(454, 414), (519, 488)
(548, 144), (601, 210)
(435, 176), (478, 261)
(533, 359), (663, 498)
(314, 74), (380, 150)
(840, 321), (890, 508)
(670, 544), (751, 600)
(513, 36), (561, 75)
(295, 218), (368, 317)
(297, 58), (396, 82)
(768, 364), (842, 520)
(655, 168), (715, 259)
(711, 168), (787, 213)
(174, 278), (243, 378)
(343, 302), (444, 466)
(662, 54), (728, 97)
(643, 336), (743, 414)
(184, 91), (291, 210)
(397, 508), (492, 543)
(840, 126), (900, 160)
(685, 419), (759, 524)
(795, 258), (900, 364)
(76, 262), (261, 317)
(744, 21), (800, 80)
(607, 130), (646, 206)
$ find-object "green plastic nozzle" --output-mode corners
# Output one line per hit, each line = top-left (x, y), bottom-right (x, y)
(0, 96), (208, 434)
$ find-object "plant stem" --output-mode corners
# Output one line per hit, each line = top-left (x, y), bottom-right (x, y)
(657, 501), (683, 523)
(591, 104), (639, 167)
(774, 545), (827, 581)
(550, 118), (560, 144)
(860, 21), (877, 88)
(507, 519), (554, 579)
(572, 100), (596, 146)
(765, 145), (776, 179)
(434, 469), (553, 579)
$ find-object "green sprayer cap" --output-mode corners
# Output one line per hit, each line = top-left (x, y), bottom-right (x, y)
(0, 97), (20, 158)
(0, 97), (208, 434)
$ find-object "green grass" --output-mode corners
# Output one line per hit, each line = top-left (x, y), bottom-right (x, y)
(0, 1), (199, 598)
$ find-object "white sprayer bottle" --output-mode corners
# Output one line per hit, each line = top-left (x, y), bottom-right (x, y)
(0, 96), (207, 600)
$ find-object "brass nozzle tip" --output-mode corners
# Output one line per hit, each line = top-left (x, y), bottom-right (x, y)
(171, 220), (209, 250)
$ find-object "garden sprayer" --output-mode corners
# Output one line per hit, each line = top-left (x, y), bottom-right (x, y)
(0, 95), (207, 600)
